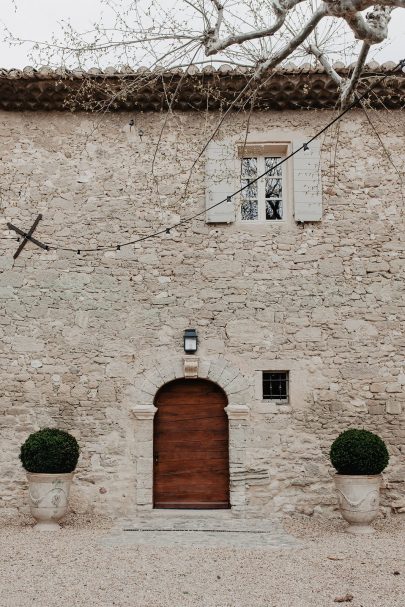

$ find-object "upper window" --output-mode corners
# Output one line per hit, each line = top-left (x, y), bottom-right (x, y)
(238, 144), (286, 222)
(205, 137), (322, 225)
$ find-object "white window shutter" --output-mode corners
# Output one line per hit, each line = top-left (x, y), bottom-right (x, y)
(293, 139), (322, 222)
(205, 140), (238, 223)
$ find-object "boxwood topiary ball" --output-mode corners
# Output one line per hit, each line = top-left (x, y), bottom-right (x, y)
(20, 428), (80, 474)
(330, 428), (389, 475)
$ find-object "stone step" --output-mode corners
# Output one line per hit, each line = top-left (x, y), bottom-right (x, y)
(103, 513), (299, 548)
(117, 509), (235, 530)
(102, 527), (298, 549)
(119, 518), (283, 532)
(137, 508), (237, 518)
(114, 510), (294, 533)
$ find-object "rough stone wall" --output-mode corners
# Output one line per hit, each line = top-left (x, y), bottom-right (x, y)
(0, 108), (404, 520)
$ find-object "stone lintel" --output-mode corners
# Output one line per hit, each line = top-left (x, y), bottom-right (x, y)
(131, 405), (157, 420)
(225, 404), (250, 420)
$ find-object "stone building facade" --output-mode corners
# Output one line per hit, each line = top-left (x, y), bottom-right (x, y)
(0, 63), (404, 521)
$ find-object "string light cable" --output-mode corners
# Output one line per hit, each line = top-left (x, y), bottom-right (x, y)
(5, 58), (405, 255)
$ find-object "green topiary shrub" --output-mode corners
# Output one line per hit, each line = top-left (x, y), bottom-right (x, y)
(20, 428), (80, 473)
(330, 428), (389, 475)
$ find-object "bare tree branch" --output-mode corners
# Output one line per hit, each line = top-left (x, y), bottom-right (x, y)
(204, 0), (308, 55)
(341, 41), (371, 107)
(309, 44), (342, 85)
(205, 14), (286, 54)
(257, 6), (327, 74)
(359, 100), (405, 201)
(345, 5), (393, 43)
(204, 0), (224, 53)
(205, 17), (287, 55)
(376, 0), (405, 6)
(183, 0), (210, 28)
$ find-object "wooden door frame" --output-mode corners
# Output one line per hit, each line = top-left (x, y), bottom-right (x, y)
(131, 356), (250, 514)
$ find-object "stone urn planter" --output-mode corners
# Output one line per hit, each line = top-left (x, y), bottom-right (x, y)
(330, 429), (389, 535)
(26, 472), (74, 530)
(334, 474), (382, 534)
(20, 428), (80, 530)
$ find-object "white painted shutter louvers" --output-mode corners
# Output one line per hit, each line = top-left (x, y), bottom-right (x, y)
(293, 139), (323, 222)
(205, 140), (239, 223)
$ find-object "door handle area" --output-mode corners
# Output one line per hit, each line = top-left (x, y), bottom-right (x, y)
(154, 453), (159, 463)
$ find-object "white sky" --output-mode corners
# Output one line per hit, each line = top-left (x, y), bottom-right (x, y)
(0, 0), (404, 68)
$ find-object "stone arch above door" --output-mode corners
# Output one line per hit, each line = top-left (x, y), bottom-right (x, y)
(131, 356), (251, 421)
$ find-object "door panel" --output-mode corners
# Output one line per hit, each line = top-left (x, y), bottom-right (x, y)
(153, 379), (230, 509)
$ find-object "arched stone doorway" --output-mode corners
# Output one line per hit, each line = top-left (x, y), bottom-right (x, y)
(130, 356), (250, 514)
(153, 378), (230, 509)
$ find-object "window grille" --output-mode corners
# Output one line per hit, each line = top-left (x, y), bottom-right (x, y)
(262, 371), (289, 401)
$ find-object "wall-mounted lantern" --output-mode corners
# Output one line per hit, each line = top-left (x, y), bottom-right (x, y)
(183, 329), (198, 354)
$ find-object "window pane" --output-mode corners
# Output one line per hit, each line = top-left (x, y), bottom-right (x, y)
(266, 199), (283, 220)
(241, 157), (258, 221)
(241, 157), (257, 178)
(262, 372), (289, 400)
(265, 177), (282, 198)
(265, 156), (282, 176)
(241, 179), (258, 199)
(241, 199), (258, 220)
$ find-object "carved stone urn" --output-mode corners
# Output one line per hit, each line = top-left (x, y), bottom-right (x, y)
(330, 429), (389, 534)
(20, 428), (80, 531)
(27, 472), (74, 530)
(334, 474), (382, 534)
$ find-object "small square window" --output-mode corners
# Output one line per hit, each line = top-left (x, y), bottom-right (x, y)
(262, 371), (289, 401)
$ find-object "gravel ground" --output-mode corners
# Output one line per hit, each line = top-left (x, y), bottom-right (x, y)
(0, 514), (404, 607)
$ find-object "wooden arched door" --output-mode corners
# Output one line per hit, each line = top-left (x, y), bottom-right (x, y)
(153, 378), (230, 509)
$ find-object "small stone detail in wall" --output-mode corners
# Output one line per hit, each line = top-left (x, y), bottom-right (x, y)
(183, 357), (199, 379)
